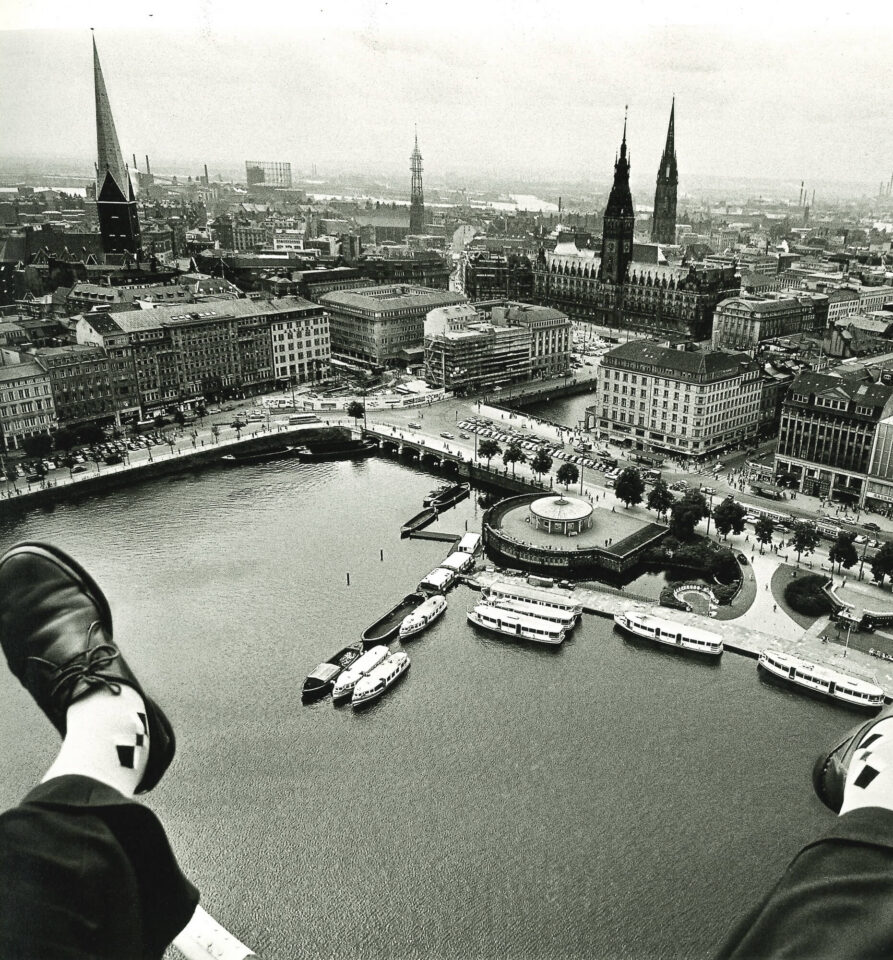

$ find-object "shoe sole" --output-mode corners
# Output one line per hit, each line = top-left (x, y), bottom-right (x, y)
(0, 541), (175, 794)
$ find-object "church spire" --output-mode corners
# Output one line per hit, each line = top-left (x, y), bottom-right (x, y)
(599, 111), (635, 286)
(651, 98), (678, 244)
(93, 33), (132, 202)
(409, 127), (425, 235)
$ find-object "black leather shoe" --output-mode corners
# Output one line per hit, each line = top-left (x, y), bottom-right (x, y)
(0, 541), (175, 793)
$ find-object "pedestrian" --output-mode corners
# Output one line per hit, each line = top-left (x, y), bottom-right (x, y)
(773, 603), (777, 613)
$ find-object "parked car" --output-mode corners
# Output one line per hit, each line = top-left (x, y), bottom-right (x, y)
(864, 522), (882, 532)
(854, 534), (869, 546)
(408, 422), (422, 429)
(440, 432), (454, 440)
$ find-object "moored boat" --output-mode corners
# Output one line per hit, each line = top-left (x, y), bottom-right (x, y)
(439, 551), (474, 575)
(429, 482), (470, 512)
(418, 566), (456, 594)
(294, 438), (378, 462)
(758, 649), (885, 710)
(467, 602), (567, 645)
(613, 611), (723, 656)
(423, 486), (448, 507)
(484, 579), (583, 616)
(401, 507), (438, 538)
(352, 651), (411, 707)
(399, 594), (447, 639)
(332, 645), (390, 703)
(221, 445), (296, 464)
(302, 644), (363, 700)
(362, 592), (426, 644)
(488, 597), (578, 628)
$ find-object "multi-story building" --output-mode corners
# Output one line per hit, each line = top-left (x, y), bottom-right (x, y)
(319, 284), (467, 369)
(76, 297), (326, 413)
(245, 161), (292, 189)
(0, 360), (55, 450)
(461, 253), (534, 302)
(423, 304), (532, 393)
(478, 301), (570, 379)
(589, 342), (761, 458)
(270, 302), (330, 385)
(776, 370), (893, 506)
(232, 222), (270, 253)
(358, 252), (451, 290)
(31, 344), (116, 429)
(712, 294), (816, 353)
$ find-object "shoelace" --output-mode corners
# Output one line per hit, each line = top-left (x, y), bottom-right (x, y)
(27, 621), (122, 703)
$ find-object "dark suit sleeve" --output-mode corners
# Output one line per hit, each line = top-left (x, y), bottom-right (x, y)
(715, 806), (893, 960)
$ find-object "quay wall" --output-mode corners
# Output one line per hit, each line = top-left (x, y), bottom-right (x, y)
(0, 425), (350, 514)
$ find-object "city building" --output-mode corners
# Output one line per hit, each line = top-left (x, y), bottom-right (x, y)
(461, 252), (534, 302)
(358, 251), (451, 290)
(533, 115), (740, 338)
(93, 37), (141, 257)
(589, 342), (762, 458)
(423, 304), (532, 393)
(651, 99), (678, 245)
(479, 301), (570, 379)
(775, 370), (893, 506)
(319, 285), (466, 369)
(76, 297), (325, 413)
(269, 301), (330, 385)
(245, 161), (292, 189)
(0, 360), (55, 450)
(409, 133), (425, 236)
(30, 344), (116, 429)
(712, 294), (817, 353)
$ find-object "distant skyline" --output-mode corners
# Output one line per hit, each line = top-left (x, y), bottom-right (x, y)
(2, 0), (892, 194)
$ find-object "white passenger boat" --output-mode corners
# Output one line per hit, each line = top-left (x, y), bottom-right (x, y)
(418, 566), (456, 593)
(456, 532), (482, 556)
(352, 651), (411, 707)
(758, 650), (885, 710)
(331, 645), (390, 703)
(440, 552), (474, 574)
(467, 602), (567, 645)
(487, 597), (578, 628)
(399, 595), (447, 639)
(484, 579), (583, 615)
(613, 611), (723, 656)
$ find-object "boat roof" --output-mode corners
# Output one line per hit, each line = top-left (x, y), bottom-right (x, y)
(761, 649), (884, 694)
(473, 603), (563, 631)
(421, 567), (453, 587)
(491, 598), (576, 621)
(489, 579), (578, 607)
(457, 533), (481, 551)
(440, 553), (471, 571)
(628, 612), (721, 644)
(307, 662), (340, 682)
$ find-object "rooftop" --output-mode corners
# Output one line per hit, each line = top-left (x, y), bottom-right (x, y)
(320, 285), (466, 313)
(604, 341), (755, 378)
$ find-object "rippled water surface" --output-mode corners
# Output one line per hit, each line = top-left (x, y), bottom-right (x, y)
(0, 456), (857, 959)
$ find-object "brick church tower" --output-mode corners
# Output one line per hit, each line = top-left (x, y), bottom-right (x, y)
(651, 98), (678, 245)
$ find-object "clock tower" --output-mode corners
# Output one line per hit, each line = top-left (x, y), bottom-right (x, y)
(598, 111), (635, 286)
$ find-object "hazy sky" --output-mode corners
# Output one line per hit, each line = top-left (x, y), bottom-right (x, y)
(2, 0), (892, 191)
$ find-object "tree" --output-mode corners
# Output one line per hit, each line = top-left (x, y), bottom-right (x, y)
(530, 448), (553, 483)
(52, 428), (76, 453)
(173, 410), (186, 427)
(347, 400), (365, 424)
(614, 467), (645, 509)
(22, 434), (53, 458)
(196, 402), (207, 423)
(478, 438), (501, 469)
(754, 517), (775, 554)
(75, 424), (104, 445)
(556, 461), (579, 490)
(669, 490), (710, 541)
(790, 520), (820, 563)
(711, 498), (747, 540)
(871, 542), (893, 585)
(829, 531), (858, 574)
(646, 478), (673, 520)
(502, 442), (526, 477)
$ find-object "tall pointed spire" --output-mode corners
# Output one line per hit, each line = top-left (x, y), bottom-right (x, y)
(93, 34), (132, 202)
(409, 127), (425, 235)
(92, 33), (141, 256)
(651, 98), (678, 244)
(599, 111), (635, 286)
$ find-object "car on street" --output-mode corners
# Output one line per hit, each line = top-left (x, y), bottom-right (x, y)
(459, 433), (470, 439)
(854, 535), (869, 546)
(870, 539), (883, 549)
(840, 517), (856, 525)
(440, 432), (454, 439)
(230, 419), (247, 429)
(864, 522), (882, 532)
(669, 481), (688, 491)
(408, 422), (422, 429)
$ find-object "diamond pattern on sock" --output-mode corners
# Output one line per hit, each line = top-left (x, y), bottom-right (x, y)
(855, 765), (880, 790)
(860, 732), (884, 750)
(137, 712), (148, 735)
(117, 744), (135, 769)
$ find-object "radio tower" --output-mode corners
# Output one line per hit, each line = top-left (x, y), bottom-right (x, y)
(409, 129), (425, 235)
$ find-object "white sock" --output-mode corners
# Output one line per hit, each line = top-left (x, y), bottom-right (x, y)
(839, 717), (893, 816)
(42, 685), (150, 797)
(173, 905), (255, 960)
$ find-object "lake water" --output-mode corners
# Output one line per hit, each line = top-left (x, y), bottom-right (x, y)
(0, 455), (856, 959)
